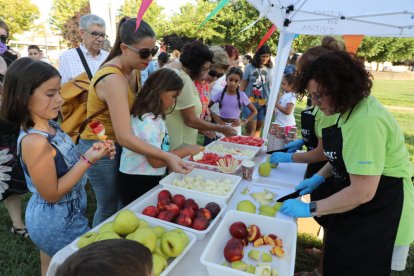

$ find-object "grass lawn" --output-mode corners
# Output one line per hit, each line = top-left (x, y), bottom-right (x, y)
(1, 80), (413, 275)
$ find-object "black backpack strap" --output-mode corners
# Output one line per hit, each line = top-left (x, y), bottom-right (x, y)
(76, 47), (93, 80)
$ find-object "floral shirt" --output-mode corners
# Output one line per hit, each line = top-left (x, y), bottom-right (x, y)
(119, 113), (169, 176)
(194, 80), (210, 120)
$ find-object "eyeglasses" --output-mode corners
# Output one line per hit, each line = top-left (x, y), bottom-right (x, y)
(0, 35), (8, 44)
(126, 44), (159, 59)
(87, 31), (108, 39)
(308, 92), (326, 103)
(208, 69), (224, 79)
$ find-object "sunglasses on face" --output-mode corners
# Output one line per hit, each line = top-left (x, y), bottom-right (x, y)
(0, 35), (8, 44)
(126, 45), (159, 59)
(208, 69), (224, 79)
(87, 31), (108, 39)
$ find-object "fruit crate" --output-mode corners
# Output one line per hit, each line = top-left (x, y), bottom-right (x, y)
(69, 213), (196, 276)
(200, 210), (297, 276)
(159, 168), (241, 204)
(183, 153), (243, 175)
(227, 182), (294, 221)
(204, 140), (261, 160)
(130, 187), (227, 240)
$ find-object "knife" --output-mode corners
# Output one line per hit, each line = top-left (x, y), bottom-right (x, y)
(266, 148), (289, 154)
(276, 190), (302, 202)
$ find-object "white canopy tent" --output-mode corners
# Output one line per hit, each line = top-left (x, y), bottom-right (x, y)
(246, 0), (414, 138)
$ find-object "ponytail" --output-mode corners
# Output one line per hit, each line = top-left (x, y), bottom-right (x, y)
(218, 85), (227, 109)
(104, 17), (129, 63)
(236, 87), (241, 110)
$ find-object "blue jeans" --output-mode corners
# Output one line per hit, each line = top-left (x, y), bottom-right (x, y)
(77, 139), (122, 227)
(242, 104), (267, 121)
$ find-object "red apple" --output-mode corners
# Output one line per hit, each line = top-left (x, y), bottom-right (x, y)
(180, 208), (196, 220)
(142, 206), (158, 218)
(157, 198), (171, 212)
(184, 199), (199, 213)
(196, 208), (212, 221)
(268, 233), (278, 241)
(158, 190), (172, 201)
(175, 214), (192, 227)
(164, 203), (180, 217)
(247, 224), (261, 242)
(158, 210), (175, 222)
(229, 221), (248, 239)
(172, 194), (186, 209)
(223, 238), (244, 262)
(205, 202), (221, 218)
(192, 217), (210, 231)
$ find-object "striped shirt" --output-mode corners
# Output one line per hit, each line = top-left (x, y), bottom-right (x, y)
(58, 44), (109, 84)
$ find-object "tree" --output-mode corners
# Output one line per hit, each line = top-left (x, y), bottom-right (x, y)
(61, 4), (91, 48)
(117, 0), (166, 37)
(49, 0), (89, 34)
(0, 0), (40, 37)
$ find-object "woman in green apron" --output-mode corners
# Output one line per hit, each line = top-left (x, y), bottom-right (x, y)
(281, 51), (414, 275)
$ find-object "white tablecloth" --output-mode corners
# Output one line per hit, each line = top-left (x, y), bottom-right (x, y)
(46, 158), (307, 276)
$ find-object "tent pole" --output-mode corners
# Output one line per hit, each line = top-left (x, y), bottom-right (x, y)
(262, 30), (295, 139)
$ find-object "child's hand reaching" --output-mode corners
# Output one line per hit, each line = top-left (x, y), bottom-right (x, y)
(232, 119), (246, 127)
(84, 141), (115, 164)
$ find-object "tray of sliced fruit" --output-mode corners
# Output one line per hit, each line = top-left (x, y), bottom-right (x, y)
(200, 210), (297, 276)
(130, 187), (226, 240)
(184, 152), (243, 175)
(204, 141), (261, 160)
(159, 168), (241, 204)
(70, 211), (196, 276)
(219, 136), (265, 148)
(227, 182), (294, 221)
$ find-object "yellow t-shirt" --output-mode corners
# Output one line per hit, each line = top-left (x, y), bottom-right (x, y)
(81, 66), (139, 142)
(166, 69), (202, 150)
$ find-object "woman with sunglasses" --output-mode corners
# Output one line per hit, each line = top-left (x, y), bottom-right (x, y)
(165, 41), (236, 150)
(77, 17), (192, 227)
(240, 44), (272, 137)
(195, 46), (230, 145)
(0, 20), (20, 66)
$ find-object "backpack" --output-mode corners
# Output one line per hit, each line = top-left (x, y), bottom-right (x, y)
(60, 48), (106, 143)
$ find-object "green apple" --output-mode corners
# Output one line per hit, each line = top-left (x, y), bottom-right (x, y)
(152, 253), (168, 276)
(258, 162), (272, 177)
(247, 264), (256, 274)
(248, 249), (261, 261)
(271, 268), (279, 276)
(267, 157), (278, 168)
(259, 205), (277, 215)
(138, 218), (150, 228)
(154, 239), (168, 259)
(128, 227), (157, 252)
(152, 226), (167, 238)
(256, 263), (272, 276)
(273, 202), (283, 212)
(95, 231), (121, 241)
(259, 211), (275, 217)
(161, 231), (185, 257)
(171, 228), (189, 246)
(113, 210), (139, 235)
(77, 232), (98, 248)
(236, 200), (256, 213)
(231, 260), (248, 271)
(262, 252), (272, 262)
(98, 222), (115, 233)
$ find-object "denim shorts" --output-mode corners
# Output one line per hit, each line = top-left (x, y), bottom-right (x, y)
(26, 186), (89, 256)
(242, 104), (267, 121)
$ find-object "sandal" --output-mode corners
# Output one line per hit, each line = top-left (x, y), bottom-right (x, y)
(295, 268), (322, 276)
(11, 226), (29, 238)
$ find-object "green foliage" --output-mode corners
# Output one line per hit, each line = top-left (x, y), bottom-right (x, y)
(61, 5), (91, 48)
(358, 37), (414, 63)
(49, 0), (89, 34)
(117, 0), (166, 38)
(0, 0), (39, 37)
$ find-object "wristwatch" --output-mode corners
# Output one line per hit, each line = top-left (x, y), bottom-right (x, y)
(309, 201), (319, 217)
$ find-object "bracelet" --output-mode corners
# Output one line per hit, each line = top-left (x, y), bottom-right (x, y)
(80, 155), (93, 167)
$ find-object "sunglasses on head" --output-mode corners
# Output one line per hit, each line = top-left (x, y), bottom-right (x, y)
(0, 35), (8, 44)
(126, 44), (159, 59)
(208, 69), (224, 79)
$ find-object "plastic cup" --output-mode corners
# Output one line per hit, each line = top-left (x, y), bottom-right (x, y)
(241, 160), (255, 181)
